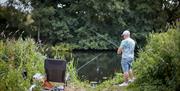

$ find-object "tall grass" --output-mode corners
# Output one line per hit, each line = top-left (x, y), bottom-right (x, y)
(0, 37), (126, 91)
(49, 42), (126, 91)
(0, 38), (45, 91)
(67, 59), (124, 91)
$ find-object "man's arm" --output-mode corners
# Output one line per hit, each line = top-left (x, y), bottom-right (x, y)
(117, 47), (123, 55)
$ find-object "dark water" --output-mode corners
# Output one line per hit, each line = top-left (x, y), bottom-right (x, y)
(72, 51), (122, 82)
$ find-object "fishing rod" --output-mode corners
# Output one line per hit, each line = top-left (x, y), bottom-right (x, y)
(76, 29), (118, 72)
(89, 29), (119, 48)
(77, 53), (102, 72)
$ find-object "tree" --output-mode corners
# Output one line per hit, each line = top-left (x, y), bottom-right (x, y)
(1, 0), (179, 49)
(126, 0), (180, 48)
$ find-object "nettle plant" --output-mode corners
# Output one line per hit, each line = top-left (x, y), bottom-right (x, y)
(0, 38), (45, 91)
(130, 27), (180, 91)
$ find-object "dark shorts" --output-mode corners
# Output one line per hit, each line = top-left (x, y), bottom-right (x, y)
(121, 58), (133, 73)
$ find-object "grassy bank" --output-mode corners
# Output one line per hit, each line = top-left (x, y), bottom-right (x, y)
(0, 38), (125, 91)
(0, 38), (45, 91)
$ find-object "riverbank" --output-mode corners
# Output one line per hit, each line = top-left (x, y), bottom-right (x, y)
(64, 84), (126, 91)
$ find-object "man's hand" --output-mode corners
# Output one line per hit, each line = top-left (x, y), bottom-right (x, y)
(117, 47), (122, 55)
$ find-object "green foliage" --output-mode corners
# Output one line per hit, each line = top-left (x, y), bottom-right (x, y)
(25, 0), (126, 49)
(1, 0), (180, 49)
(41, 43), (78, 59)
(0, 38), (45, 91)
(95, 73), (124, 91)
(50, 44), (73, 59)
(74, 27), (116, 49)
(31, 6), (73, 44)
(66, 58), (93, 90)
(129, 27), (180, 91)
(67, 59), (125, 91)
(0, 6), (27, 39)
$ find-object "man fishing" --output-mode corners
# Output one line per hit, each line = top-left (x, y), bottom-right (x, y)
(117, 30), (136, 86)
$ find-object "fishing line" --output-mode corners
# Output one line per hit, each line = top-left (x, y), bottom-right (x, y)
(77, 53), (102, 72)
(76, 29), (119, 72)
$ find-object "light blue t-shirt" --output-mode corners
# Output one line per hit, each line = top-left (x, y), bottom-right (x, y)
(120, 38), (135, 59)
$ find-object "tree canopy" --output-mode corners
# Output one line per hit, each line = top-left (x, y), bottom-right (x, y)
(0, 0), (179, 49)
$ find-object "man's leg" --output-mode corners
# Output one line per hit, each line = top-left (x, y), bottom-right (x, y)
(128, 59), (135, 82)
(121, 61), (129, 83)
(128, 69), (135, 80)
(119, 70), (129, 86)
(119, 60), (129, 86)
(123, 71), (129, 83)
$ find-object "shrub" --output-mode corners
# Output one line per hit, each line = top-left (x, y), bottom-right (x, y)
(40, 43), (78, 59)
(0, 38), (45, 91)
(129, 27), (180, 91)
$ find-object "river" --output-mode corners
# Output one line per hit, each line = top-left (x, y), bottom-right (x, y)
(72, 51), (122, 83)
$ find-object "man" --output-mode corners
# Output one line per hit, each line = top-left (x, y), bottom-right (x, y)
(117, 30), (136, 86)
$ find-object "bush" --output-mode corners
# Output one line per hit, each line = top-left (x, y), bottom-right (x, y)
(0, 38), (45, 91)
(39, 43), (78, 60)
(129, 27), (180, 91)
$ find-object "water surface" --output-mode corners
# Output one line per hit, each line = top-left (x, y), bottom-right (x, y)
(72, 51), (122, 82)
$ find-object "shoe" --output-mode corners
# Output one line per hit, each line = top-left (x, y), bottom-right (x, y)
(128, 77), (136, 83)
(119, 82), (128, 87)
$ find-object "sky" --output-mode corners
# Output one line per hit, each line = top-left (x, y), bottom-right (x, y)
(0, 0), (7, 4)
(0, 0), (32, 13)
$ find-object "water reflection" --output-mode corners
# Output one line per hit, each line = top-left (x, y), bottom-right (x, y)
(72, 51), (122, 82)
